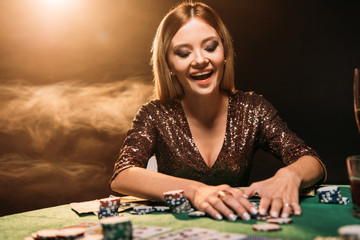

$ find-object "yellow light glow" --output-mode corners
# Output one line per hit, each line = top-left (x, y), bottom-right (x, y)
(41, 0), (73, 9)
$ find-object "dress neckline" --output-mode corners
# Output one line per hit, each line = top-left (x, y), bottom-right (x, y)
(176, 93), (233, 170)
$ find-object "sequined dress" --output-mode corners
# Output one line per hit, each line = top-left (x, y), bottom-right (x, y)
(110, 91), (325, 187)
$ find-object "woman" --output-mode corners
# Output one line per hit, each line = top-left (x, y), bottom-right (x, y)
(110, 1), (326, 221)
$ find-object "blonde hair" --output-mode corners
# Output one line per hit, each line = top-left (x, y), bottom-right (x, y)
(151, 1), (235, 100)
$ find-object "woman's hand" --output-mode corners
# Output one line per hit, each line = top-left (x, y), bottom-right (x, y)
(190, 184), (258, 221)
(244, 167), (302, 218)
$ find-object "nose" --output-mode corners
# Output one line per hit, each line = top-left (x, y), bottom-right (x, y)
(191, 50), (209, 68)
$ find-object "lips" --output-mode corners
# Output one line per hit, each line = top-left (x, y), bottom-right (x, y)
(190, 70), (213, 80)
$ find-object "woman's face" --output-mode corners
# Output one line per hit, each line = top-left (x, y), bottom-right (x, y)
(167, 17), (225, 98)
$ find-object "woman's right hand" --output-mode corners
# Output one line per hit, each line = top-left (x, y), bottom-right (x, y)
(190, 184), (258, 221)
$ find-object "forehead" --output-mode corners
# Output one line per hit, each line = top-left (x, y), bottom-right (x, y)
(170, 17), (220, 46)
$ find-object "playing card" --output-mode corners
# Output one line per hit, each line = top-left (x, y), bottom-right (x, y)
(150, 228), (219, 240)
(133, 226), (172, 239)
(198, 232), (247, 240)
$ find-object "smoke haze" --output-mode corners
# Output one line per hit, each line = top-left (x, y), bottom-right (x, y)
(0, 78), (154, 215)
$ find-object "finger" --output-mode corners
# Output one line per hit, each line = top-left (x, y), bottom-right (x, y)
(259, 197), (271, 216)
(244, 185), (258, 198)
(280, 202), (292, 218)
(212, 196), (238, 221)
(291, 201), (302, 216)
(221, 193), (251, 221)
(269, 197), (282, 218)
(232, 190), (258, 216)
(200, 201), (223, 221)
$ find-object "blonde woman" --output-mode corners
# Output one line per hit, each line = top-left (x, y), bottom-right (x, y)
(110, 1), (326, 221)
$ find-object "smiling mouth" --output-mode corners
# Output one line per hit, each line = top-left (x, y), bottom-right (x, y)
(190, 70), (213, 80)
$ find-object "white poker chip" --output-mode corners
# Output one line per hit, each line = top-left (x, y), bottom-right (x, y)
(316, 186), (339, 194)
(133, 206), (154, 212)
(266, 217), (293, 224)
(188, 211), (206, 217)
(130, 210), (146, 215)
(252, 223), (281, 232)
(153, 206), (170, 212)
(338, 225), (360, 237)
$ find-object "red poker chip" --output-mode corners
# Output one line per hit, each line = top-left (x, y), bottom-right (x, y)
(266, 217), (293, 224)
(252, 223), (281, 232)
(163, 190), (186, 200)
(100, 197), (121, 207)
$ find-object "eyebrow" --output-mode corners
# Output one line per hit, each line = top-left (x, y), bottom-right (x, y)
(171, 36), (219, 50)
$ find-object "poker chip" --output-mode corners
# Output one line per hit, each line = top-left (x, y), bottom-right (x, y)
(316, 186), (340, 195)
(35, 229), (59, 239)
(130, 210), (146, 215)
(252, 223), (281, 232)
(99, 197), (121, 207)
(188, 211), (206, 217)
(56, 227), (85, 239)
(317, 186), (349, 205)
(100, 216), (132, 240)
(133, 206), (155, 213)
(251, 201), (260, 208)
(163, 190), (193, 213)
(153, 206), (170, 212)
(338, 225), (360, 239)
(98, 197), (121, 219)
(338, 197), (350, 205)
(266, 217), (293, 224)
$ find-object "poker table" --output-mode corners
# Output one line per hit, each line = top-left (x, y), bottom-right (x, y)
(0, 185), (359, 240)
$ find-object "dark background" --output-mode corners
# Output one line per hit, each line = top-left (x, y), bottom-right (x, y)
(0, 0), (359, 216)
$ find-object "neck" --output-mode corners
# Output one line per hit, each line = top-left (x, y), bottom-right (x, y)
(181, 90), (228, 126)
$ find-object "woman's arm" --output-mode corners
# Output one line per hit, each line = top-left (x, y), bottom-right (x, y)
(111, 167), (258, 221)
(245, 155), (325, 218)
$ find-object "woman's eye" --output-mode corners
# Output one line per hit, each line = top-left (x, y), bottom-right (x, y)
(175, 50), (190, 58)
(205, 41), (219, 52)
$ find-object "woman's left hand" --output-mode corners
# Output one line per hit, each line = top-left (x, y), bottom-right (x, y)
(244, 167), (302, 218)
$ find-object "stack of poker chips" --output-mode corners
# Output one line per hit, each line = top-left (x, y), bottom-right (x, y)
(98, 197), (121, 219)
(130, 205), (170, 215)
(163, 190), (193, 213)
(317, 186), (350, 204)
(100, 216), (132, 240)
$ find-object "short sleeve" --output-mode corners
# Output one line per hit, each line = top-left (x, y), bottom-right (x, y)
(109, 103), (157, 184)
(254, 94), (327, 182)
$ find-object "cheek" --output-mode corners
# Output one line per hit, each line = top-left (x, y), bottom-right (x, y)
(172, 61), (190, 75)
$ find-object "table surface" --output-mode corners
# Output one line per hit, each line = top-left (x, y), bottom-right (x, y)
(0, 185), (359, 240)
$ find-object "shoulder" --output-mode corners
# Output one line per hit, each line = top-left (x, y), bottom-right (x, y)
(134, 98), (181, 120)
(229, 90), (269, 107)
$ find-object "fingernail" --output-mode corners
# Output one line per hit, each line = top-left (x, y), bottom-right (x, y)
(259, 208), (266, 215)
(250, 207), (258, 215)
(242, 194), (248, 198)
(281, 213), (289, 218)
(229, 213), (238, 222)
(243, 212), (251, 221)
(271, 211), (278, 218)
(215, 214), (223, 220)
(294, 210), (301, 216)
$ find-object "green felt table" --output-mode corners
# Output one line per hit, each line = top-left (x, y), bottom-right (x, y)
(0, 186), (359, 240)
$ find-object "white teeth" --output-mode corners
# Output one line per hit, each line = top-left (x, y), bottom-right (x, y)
(191, 70), (211, 77)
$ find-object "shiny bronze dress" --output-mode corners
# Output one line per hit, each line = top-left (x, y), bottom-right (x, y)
(110, 91), (325, 187)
